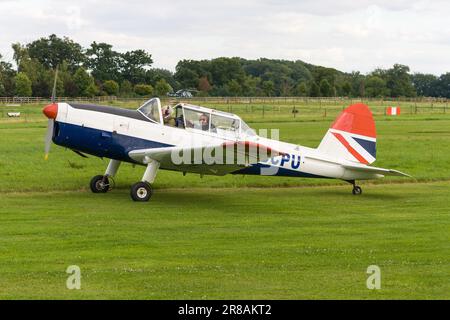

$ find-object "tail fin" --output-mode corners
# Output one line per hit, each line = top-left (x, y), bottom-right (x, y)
(317, 103), (376, 164)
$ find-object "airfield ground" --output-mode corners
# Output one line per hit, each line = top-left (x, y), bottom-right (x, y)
(0, 101), (449, 299)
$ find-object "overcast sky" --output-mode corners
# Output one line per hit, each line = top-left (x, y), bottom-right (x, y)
(0, 0), (449, 75)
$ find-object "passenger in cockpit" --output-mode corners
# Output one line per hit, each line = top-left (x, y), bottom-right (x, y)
(162, 105), (175, 126)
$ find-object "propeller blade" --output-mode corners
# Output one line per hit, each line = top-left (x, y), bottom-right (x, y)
(44, 119), (54, 160)
(44, 66), (58, 160)
(51, 65), (59, 103)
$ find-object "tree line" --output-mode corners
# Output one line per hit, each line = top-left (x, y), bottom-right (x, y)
(0, 34), (449, 98)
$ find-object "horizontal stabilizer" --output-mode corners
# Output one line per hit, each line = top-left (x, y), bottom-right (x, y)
(342, 163), (411, 177)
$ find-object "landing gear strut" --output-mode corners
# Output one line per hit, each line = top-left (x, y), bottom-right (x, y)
(90, 159), (121, 194)
(130, 159), (160, 202)
(347, 180), (362, 195)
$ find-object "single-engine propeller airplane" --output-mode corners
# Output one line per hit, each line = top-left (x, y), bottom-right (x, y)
(42, 95), (409, 201)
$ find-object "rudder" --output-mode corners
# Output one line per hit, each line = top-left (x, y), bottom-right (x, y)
(317, 103), (376, 164)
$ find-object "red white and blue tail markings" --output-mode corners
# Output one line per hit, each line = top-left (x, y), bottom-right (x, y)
(318, 103), (377, 165)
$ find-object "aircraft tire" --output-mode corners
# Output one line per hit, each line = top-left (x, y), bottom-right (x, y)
(90, 175), (109, 193)
(352, 186), (362, 195)
(130, 182), (153, 202)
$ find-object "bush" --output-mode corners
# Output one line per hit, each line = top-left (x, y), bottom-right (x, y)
(103, 80), (119, 96)
(120, 80), (133, 97)
(134, 84), (153, 96)
(84, 83), (99, 97)
(155, 79), (172, 96)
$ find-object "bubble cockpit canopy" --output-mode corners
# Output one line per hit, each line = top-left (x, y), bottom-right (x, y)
(137, 98), (256, 137)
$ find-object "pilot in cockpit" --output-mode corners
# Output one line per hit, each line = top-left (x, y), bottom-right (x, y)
(198, 113), (209, 131)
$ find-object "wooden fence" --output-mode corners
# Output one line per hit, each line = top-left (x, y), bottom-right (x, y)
(1, 96), (449, 105)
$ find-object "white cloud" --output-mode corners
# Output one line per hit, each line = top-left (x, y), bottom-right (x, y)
(0, 0), (449, 75)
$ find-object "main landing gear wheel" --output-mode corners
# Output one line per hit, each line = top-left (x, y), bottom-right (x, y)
(130, 182), (153, 202)
(352, 185), (362, 195)
(90, 175), (110, 193)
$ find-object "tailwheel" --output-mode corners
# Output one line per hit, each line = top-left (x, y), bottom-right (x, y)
(90, 175), (110, 193)
(352, 185), (362, 195)
(130, 182), (153, 202)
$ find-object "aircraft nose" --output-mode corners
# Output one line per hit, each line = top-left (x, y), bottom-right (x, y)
(43, 103), (58, 119)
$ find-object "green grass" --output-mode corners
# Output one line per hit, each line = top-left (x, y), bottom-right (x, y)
(0, 183), (448, 299)
(0, 102), (449, 299)
(0, 113), (449, 192)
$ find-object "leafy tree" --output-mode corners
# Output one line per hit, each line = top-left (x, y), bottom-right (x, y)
(134, 84), (154, 96)
(56, 62), (76, 97)
(435, 73), (450, 98)
(341, 81), (352, 96)
(63, 78), (78, 97)
(11, 36), (450, 98)
(120, 49), (153, 84)
(358, 80), (365, 97)
(241, 75), (261, 96)
(262, 80), (275, 97)
(154, 79), (172, 96)
(146, 68), (178, 90)
(120, 80), (134, 97)
(310, 82), (321, 97)
(280, 77), (294, 96)
(227, 79), (242, 96)
(385, 64), (415, 97)
(175, 60), (206, 89)
(15, 72), (32, 96)
(16, 55), (58, 97)
(348, 71), (365, 97)
(0, 54), (16, 96)
(210, 57), (245, 87)
(365, 76), (389, 97)
(312, 66), (338, 87)
(103, 80), (119, 95)
(85, 42), (121, 82)
(11, 43), (28, 67)
(73, 67), (95, 96)
(27, 34), (85, 72)
(319, 79), (332, 97)
(198, 76), (212, 93)
(84, 83), (99, 97)
(294, 82), (308, 96)
(18, 57), (41, 84)
(412, 73), (438, 97)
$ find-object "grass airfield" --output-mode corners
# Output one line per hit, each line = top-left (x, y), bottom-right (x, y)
(0, 102), (449, 299)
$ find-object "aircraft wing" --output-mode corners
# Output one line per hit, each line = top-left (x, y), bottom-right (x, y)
(128, 141), (284, 176)
(341, 163), (411, 177)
